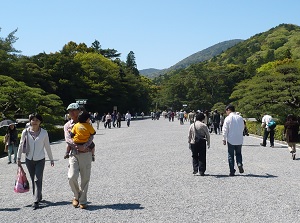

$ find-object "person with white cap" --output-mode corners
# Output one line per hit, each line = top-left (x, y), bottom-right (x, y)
(64, 103), (94, 209)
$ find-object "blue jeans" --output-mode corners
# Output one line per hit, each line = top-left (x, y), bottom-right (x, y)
(227, 143), (243, 173)
(8, 144), (17, 163)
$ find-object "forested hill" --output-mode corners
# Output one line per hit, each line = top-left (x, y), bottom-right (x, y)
(153, 23), (300, 122)
(139, 39), (243, 78)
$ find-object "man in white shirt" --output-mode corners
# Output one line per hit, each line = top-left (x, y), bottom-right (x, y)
(222, 104), (245, 176)
(260, 113), (275, 147)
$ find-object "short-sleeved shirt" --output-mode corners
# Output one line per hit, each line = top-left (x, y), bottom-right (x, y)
(71, 122), (96, 144)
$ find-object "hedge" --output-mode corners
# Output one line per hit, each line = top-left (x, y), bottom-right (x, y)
(246, 121), (286, 141)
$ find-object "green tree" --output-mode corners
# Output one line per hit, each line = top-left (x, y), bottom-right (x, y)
(126, 51), (139, 76)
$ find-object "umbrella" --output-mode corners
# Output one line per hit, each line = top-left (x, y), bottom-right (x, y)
(0, 119), (16, 128)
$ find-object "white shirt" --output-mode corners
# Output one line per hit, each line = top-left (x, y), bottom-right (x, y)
(222, 112), (244, 145)
(125, 113), (131, 120)
(262, 115), (272, 129)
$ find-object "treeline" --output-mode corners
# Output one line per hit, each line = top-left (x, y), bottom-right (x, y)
(0, 30), (157, 123)
(153, 24), (300, 123)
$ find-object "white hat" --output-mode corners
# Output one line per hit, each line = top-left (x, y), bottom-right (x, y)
(66, 103), (80, 110)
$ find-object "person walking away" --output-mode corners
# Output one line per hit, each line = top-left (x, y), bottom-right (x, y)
(94, 112), (101, 130)
(222, 104), (245, 176)
(105, 112), (112, 129)
(64, 103), (94, 209)
(219, 113), (224, 133)
(64, 111), (96, 161)
(17, 113), (54, 210)
(260, 113), (275, 147)
(188, 110), (195, 124)
(6, 123), (18, 164)
(179, 110), (184, 125)
(116, 112), (122, 128)
(212, 109), (221, 134)
(284, 114), (299, 160)
(188, 113), (210, 176)
(125, 111), (131, 127)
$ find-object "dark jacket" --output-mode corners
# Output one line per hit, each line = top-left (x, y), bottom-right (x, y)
(284, 120), (299, 143)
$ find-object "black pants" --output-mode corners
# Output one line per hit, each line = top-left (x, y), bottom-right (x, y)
(116, 119), (121, 128)
(213, 122), (220, 134)
(190, 140), (207, 173)
(263, 128), (275, 146)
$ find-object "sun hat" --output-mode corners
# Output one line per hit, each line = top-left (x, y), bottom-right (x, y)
(66, 103), (80, 111)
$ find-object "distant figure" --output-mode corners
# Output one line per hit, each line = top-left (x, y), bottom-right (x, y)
(125, 111), (131, 127)
(212, 109), (221, 134)
(188, 110), (195, 124)
(116, 112), (122, 128)
(222, 104), (245, 176)
(260, 113), (275, 148)
(141, 112), (144, 119)
(5, 123), (18, 164)
(284, 114), (299, 160)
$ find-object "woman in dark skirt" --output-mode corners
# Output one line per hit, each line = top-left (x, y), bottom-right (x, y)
(284, 114), (299, 160)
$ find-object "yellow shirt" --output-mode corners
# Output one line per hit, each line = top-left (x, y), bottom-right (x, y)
(71, 122), (96, 143)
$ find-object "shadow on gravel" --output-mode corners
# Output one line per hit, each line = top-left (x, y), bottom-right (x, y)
(210, 173), (277, 178)
(0, 208), (21, 212)
(86, 203), (144, 211)
(24, 200), (70, 209)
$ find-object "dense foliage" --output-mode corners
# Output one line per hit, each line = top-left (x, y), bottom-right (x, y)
(154, 24), (300, 123)
(0, 32), (156, 122)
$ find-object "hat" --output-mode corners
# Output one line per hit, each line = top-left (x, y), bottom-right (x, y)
(66, 103), (80, 110)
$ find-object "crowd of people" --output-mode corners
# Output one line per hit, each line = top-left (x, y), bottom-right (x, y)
(2, 103), (299, 210)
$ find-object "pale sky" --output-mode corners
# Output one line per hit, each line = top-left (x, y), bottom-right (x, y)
(1, 0), (300, 70)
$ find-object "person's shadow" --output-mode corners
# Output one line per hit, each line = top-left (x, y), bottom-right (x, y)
(208, 173), (278, 178)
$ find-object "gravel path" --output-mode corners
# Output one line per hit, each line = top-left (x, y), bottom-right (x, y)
(0, 118), (299, 223)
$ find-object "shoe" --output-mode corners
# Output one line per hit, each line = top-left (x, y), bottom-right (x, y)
(32, 202), (39, 210)
(199, 172), (205, 176)
(79, 204), (87, 209)
(7, 161), (11, 164)
(229, 172), (235, 176)
(72, 199), (79, 207)
(238, 165), (244, 173)
(92, 155), (95, 162)
(260, 143), (266, 147)
(64, 154), (69, 159)
(14, 161), (17, 164)
(292, 153), (296, 160)
(270, 145), (274, 148)
(192, 171), (197, 174)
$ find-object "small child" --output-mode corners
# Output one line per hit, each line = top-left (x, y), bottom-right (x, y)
(64, 111), (96, 161)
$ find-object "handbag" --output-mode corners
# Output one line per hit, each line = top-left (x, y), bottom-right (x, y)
(14, 166), (30, 193)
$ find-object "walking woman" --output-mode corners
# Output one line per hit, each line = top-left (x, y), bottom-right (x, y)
(17, 114), (54, 210)
(284, 114), (299, 160)
(5, 123), (18, 164)
(188, 113), (210, 176)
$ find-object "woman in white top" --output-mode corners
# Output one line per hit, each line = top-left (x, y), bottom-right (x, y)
(17, 113), (54, 210)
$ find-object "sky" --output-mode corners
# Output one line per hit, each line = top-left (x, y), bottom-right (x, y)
(1, 0), (300, 70)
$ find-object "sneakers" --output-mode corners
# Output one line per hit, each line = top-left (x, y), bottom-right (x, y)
(199, 172), (205, 176)
(80, 204), (87, 209)
(260, 143), (266, 147)
(7, 161), (11, 164)
(192, 171), (197, 174)
(229, 172), (235, 176)
(72, 199), (79, 207)
(238, 165), (244, 173)
(292, 153), (296, 160)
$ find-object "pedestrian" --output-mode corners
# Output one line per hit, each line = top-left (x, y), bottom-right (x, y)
(260, 113), (275, 148)
(5, 123), (18, 164)
(94, 112), (101, 130)
(179, 110), (184, 125)
(188, 110), (195, 124)
(219, 113), (224, 133)
(188, 113), (210, 176)
(116, 112), (122, 128)
(105, 112), (112, 129)
(17, 113), (54, 210)
(64, 103), (94, 209)
(222, 104), (245, 176)
(125, 111), (131, 127)
(284, 114), (299, 160)
(212, 109), (221, 134)
(141, 112), (144, 119)
(64, 111), (96, 162)
(101, 113), (106, 128)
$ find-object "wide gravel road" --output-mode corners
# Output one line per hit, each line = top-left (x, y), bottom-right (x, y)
(0, 118), (299, 223)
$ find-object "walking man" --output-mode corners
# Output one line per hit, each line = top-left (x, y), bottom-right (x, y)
(64, 103), (94, 209)
(260, 113), (275, 148)
(222, 104), (245, 176)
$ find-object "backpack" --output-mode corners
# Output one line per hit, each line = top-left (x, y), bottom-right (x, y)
(267, 120), (276, 130)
